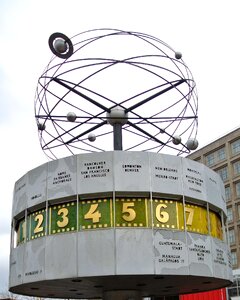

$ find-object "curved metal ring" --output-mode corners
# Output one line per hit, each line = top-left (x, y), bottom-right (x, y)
(48, 32), (74, 59)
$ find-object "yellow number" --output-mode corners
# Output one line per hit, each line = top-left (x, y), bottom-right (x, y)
(185, 207), (194, 225)
(156, 204), (169, 223)
(122, 202), (136, 222)
(57, 208), (69, 228)
(84, 204), (101, 223)
(34, 214), (44, 234)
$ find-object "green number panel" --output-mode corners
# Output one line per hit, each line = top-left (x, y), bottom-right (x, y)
(79, 198), (113, 230)
(152, 199), (180, 230)
(29, 209), (46, 240)
(115, 198), (149, 227)
(17, 218), (26, 244)
(49, 202), (77, 234)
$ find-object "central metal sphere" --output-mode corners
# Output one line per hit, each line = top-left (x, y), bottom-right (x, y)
(107, 106), (128, 126)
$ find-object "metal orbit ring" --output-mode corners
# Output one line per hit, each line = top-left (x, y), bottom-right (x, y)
(48, 32), (74, 59)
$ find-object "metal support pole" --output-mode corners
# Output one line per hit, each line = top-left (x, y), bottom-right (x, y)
(113, 123), (123, 150)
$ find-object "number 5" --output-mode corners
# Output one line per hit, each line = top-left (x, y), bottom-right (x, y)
(122, 202), (136, 222)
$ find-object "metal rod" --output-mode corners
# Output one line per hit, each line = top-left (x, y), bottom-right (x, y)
(127, 121), (165, 145)
(53, 77), (110, 112)
(113, 123), (123, 150)
(66, 120), (107, 144)
(125, 79), (186, 113)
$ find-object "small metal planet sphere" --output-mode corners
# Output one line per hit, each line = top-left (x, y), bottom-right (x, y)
(172, 135), (181, 145)
(67, 112), (77, 122)
(88, 133), (96, 142)
(37, 122), (46, 131)
(186, 138), (199, 150)
(175, 52), (182, 59)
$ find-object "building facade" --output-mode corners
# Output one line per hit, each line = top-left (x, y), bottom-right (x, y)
(187, 127), (240, 298)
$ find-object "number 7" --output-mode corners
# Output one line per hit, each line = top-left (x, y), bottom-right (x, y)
(185, 207), (194, 226)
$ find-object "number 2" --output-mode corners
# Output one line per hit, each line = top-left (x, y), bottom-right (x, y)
(34, 214), (44, 234)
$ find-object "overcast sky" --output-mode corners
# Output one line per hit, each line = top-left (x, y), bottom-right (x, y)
(1, 0), (240, 294)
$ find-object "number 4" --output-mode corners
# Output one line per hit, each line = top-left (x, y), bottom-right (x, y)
(84, 204), (101, 223)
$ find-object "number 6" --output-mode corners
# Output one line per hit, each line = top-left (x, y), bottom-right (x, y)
(156, 204), (169, 223)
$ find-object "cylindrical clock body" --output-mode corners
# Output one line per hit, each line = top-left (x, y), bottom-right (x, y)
(9, 151), (232, 298)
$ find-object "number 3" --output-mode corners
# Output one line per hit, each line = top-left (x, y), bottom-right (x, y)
(57, 207), (69, 227)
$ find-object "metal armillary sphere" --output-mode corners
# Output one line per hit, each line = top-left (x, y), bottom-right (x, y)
(35, 28), (198, 160)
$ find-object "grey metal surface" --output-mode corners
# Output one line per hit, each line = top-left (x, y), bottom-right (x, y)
(47, 155), (77, 200)
(27, 163), (47, 209)
(23, 238), (45, 283)
(11, 152), (227, 216)
(12, 174), (27, 217)
(182, 158), (207, 202)
(115, 228), (154, 275)
(77, 152), (114, 195)
(113, 151), (150, 192)
(154, 230), (189, 276)
(186, 233), (213, 277)
(9, 244), (24, 287)
(77, 230), (115, 277)
(150, 153), (182, 197)
(45, 232), (77, 280)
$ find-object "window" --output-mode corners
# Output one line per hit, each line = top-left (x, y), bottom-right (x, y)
(206, 153), (214, 166)
(205, 147), (226, 167)
(232, 139), (240, 155)
(228, 229), (236, 244)
(216, 166), (228, 181)
(218, 148), (226, 160)
(227, 207), (233, 222)
(238, 205), (240, 219)
(231, 251), (237, 266)
(228, 285), (238, 298)
(225, 186), (231, 201)
(233, 161), (240, 176)
(236, 182), (240, 198)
